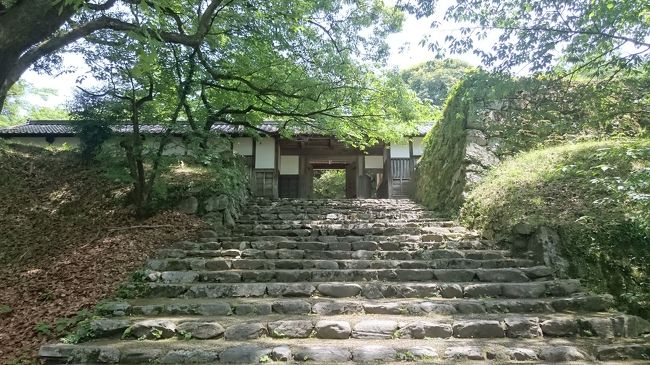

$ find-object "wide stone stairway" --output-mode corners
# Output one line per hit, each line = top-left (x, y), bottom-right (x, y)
(41, 199), (650, 363)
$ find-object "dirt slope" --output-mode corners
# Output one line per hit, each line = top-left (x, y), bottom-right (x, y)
(0, 142), (205, 364)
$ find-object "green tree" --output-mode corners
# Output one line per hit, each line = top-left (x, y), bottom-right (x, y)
(401, 59), (474, 108)
(70, 1), (430, 217)
(313, 170), (346, 199)
(0, 80), (69, 127)
(0, 0), (228, 111)
(398, 0), (650, 77)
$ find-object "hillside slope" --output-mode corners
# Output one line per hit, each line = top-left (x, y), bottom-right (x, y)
(0, 142), (205, 364)
(461, 139), (650, 318)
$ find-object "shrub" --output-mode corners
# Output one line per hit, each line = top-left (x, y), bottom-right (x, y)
(313, 170), (346, 199)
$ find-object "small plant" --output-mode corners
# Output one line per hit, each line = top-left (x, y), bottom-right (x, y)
(271, 329), (285, 338)
(397, 351), (416, 361)
(34, 322), (53, 336)
(151, 328), (164, 340)
(0, 304), (12, 315)
(122, 327), (133, 340)
(259, 355), (272, 363)
(178, 330), (192, 340)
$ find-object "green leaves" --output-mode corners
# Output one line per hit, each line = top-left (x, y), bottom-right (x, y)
(401, 0), (650, 78)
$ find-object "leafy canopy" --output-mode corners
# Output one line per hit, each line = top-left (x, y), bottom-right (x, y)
(72, 0), (431, 147)
(398, 0), (650, 77)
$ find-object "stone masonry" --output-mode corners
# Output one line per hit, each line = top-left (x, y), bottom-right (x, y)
(40, 199), (650, 363)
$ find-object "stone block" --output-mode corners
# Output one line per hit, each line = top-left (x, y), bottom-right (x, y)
(315, 320), (351, 339)
(352, 320), (398, 339)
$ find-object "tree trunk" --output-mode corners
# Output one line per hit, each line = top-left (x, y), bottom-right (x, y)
(0, 0), (76, 110)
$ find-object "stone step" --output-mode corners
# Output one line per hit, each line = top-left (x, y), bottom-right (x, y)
(39, 337), (650, 363)
(147, 258), (539, 271)
(195, 237), (500, 252)
(97, 295), (616, 318)
(226, 226), (479, 238)
(239, 211), (439, 220)
(234, 221), (459, 230)
(81, 313), (650, 343)
(155, 248), (513, 261)
(144, 267), (553, 284)
(236, 218), (447, 225)
(133, 279), (583, 299)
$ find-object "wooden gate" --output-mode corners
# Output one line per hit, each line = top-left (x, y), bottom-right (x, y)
(391, 158), (412, 198)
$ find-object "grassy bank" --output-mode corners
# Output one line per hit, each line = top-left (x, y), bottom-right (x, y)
(461, 139), (650, 318)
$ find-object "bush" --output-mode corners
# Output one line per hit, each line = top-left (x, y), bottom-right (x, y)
(94, 135), (249, 213)
(313, 170), (346, 199)
(461, 139), (650, 318)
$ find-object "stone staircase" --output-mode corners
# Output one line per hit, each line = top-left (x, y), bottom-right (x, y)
(40, 199), (650, 363)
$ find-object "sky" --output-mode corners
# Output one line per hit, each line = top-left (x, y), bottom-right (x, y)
(21, 1), (487, 109)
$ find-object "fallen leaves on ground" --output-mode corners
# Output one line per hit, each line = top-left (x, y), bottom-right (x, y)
(0, 143), (206, 364)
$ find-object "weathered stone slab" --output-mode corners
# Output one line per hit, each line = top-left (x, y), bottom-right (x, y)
(433, 269), (476, 282)
(196, 303), (232, 316)
(540, 318), (579, 337)
(352, 320), (398, 339)
(352, 346), (397, 362)
(504, 317), (542, 338)
(89, 319), (130, 338)
(126, 319), (176, 340)
(399, 322), (452, 339)
(452, 320), (505, 338)
(364, 302), (403, 314)
(312, 301), (363, 315)
(231, 284), (267, 297)
(272, 300), (311, 314)
(177, 321), (225, 339)
(267, 283), (315, 297)
(219, 346), (271, 364)
(159, 350), (220, 364)
(400, 347), (438, 361)
(293, 347), (351, 362)
(268, 320), (313, 338)
(463, 283), (501, 298)
(234, 303), (272, 315)
(597, 344), (650, 361)
(224, 323), (267, 340)
(579, 317), (614, 338)
(315, 320), (352, 339)
(539, 346), (586, 362)
(317, 283), (362, 297)
(477, 269), (529, 282)
(444, 346), (484, 360)
(501, 283), (546, 298)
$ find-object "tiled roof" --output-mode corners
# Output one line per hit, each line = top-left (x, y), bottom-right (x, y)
(0, 120), (280, 136)
(0, 120), (431, 137)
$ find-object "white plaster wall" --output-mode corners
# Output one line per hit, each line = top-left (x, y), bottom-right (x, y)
(390, 143), (410, 158)
(280, 155), (299, 175)
(412, 137), (424, 156)
(365, 155), (384, 169)
(255, 137), (276, 169)
(233, 137), (253, 156)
